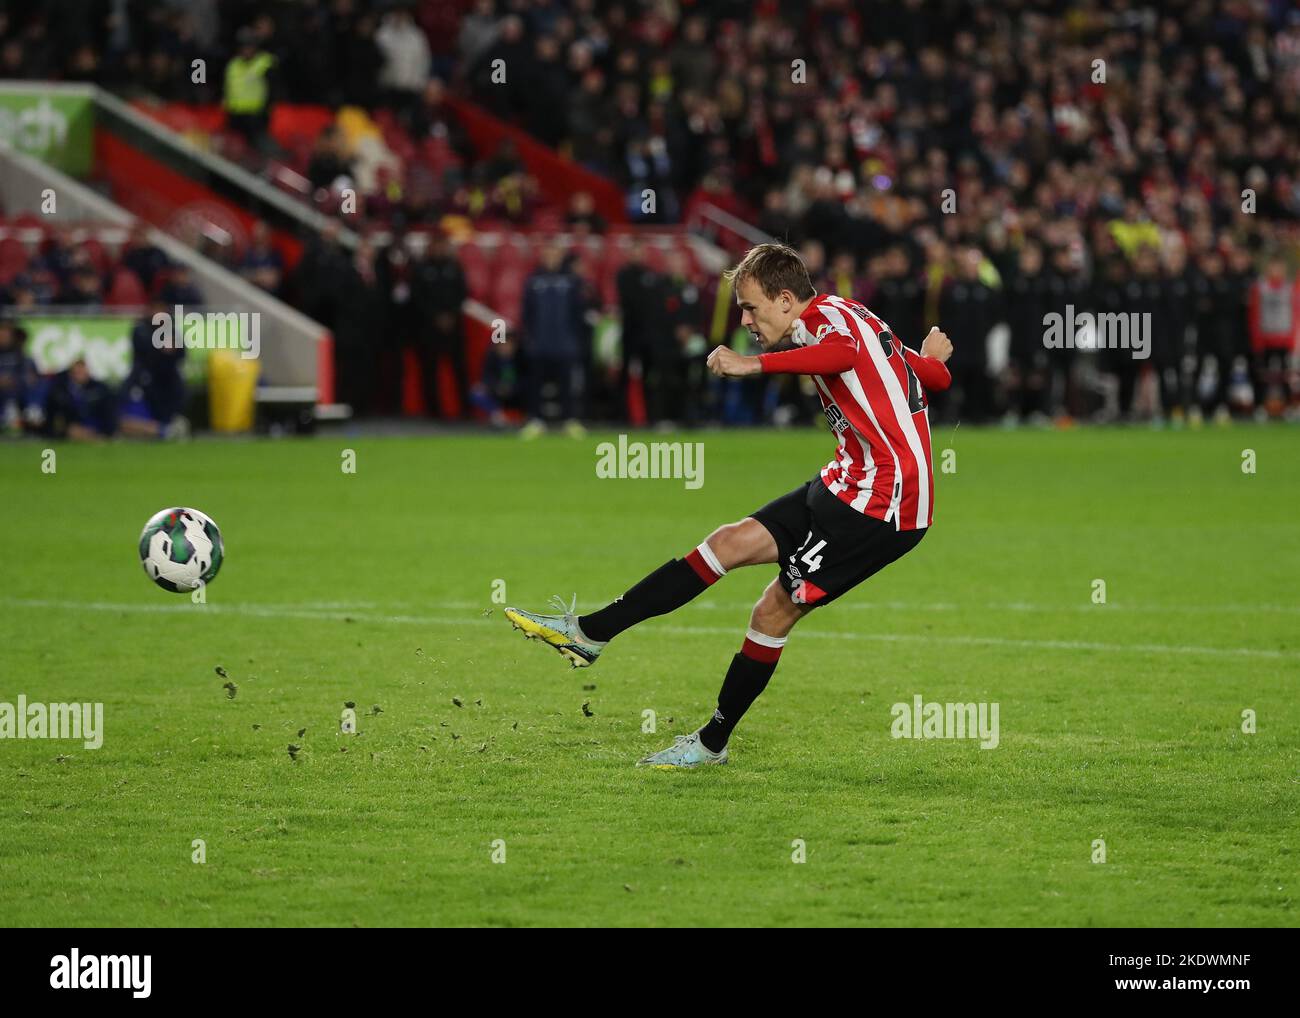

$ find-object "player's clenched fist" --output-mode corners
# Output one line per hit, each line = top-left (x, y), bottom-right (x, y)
(920, 326), (953, 363)
(707, 345), (761, 378)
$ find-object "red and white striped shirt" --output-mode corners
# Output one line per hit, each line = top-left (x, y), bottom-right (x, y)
(758, 294), (951, 531)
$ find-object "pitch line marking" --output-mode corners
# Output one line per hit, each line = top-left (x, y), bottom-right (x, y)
(2, 598), (1296, 662)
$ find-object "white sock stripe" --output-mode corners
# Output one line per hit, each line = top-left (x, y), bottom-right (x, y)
(696, 541), (727, 577)
(745, 628), (787, 649)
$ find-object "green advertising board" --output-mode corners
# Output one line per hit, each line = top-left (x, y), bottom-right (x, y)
(0, 86), (94, 177)
(13, 314), (241, 384)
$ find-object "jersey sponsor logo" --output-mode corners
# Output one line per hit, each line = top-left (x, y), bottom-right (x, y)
(823, 402), (850, 434)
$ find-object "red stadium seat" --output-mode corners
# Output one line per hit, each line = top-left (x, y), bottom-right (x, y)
(0, 236), (29, 284)
(490, 267), (530, 324)
(104, 267), (147, 307)
(79, 237), (111, 275)
(456, 242), (492, 301)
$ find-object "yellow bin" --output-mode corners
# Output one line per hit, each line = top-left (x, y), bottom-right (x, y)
(208, 350), (260, 432)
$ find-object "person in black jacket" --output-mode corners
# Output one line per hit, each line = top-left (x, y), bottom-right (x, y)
(1003, 242), (1052, 422)
(871, 247), (925, 349)
(43, 358), (117, 440)
(937, 246), (998, 423)
(615, 242), (665, 421)
(411, 230), (470, 419)
(119, 300), (188, 438)
(1043, 245), (1091, 418)
(0, 320), (41, 434)
(1190, 251), (1240, 420)
(1157, 246), (1194, 420)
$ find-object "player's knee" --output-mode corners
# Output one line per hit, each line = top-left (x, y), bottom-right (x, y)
(704, 521), (753, 570)
(750, 582), (803, 636)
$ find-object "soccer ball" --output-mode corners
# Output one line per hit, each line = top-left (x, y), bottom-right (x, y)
(139, 507), (224, 593)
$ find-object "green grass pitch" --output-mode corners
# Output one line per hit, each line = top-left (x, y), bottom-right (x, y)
(0, 425), (1295, 927)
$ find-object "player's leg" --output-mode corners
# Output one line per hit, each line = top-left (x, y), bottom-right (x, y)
(577, 516), (777, 639)
(503, 483), (811, 667)
(501, 517), (777, 667)
(699, 578), (809, 750)
(636, 578), (809, 768)
(638, 484), (928, 767)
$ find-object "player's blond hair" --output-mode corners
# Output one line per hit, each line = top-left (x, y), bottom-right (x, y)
(723, 242), (816, 300)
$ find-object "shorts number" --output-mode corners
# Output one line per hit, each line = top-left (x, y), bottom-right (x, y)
(800, 539), (827, 573)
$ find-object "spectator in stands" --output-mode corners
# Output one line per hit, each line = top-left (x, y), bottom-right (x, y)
(373, 230), (417, 414)
(376, 4), (431, 121)
(119, 300), (189, 440)
(521, 243), (588, 436)
(239, 221), (285, 297)
(43, 358), (117, 441)
(1158, 246), (1195, 423)
(223, 27), (276, 153)
(410, 77), (473, 166)
(34, 227), (76, 289)
(411, 229), (470, 420)
(56, 255), (104, 306)
(1248, 256), (1300, 416)
(0, 321), (42, 435)
(159, 264), (204, 306)
(615, 241), (663, 422)
(938, 246), (999, 424)
(652, 250), (707, 426)
(306, 125), (354, 193)
(565, 191), (607, 236)
(456, 0), (500, 75)
(120, 225), (169, 293)
(1191, 251), (1240, 424)
(334, 6), (383, 109)
(826, 251), (870, 302)
(332, 236), (385, 418)
(470, 332), (524, 428)
(520, 33), (569, 147)
(1003, 242), (1051, 424)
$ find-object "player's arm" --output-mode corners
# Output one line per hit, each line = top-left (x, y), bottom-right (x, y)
(706, 336), (856, 378)
(904, 326), (954, 391)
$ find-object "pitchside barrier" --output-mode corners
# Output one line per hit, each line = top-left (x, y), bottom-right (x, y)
(0, 138), (328, 404)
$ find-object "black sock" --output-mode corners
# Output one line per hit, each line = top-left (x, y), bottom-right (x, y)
(578, 547), (722, 643)
(698, 636), (783, 752)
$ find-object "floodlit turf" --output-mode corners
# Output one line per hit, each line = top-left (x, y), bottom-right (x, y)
(0, 424), (1296, 927)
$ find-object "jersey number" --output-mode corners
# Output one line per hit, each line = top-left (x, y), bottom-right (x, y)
(844, 306), (927, 414)
(879, 330), (926, 414)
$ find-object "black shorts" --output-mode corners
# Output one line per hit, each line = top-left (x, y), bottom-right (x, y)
(749, 478), (926, 607)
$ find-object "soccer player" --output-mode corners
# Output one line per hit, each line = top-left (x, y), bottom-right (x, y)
(505, 243), (953, 768)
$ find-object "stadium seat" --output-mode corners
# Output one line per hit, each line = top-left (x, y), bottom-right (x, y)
(0, 236), (29, 284)
(490, 267), (530, 324)
(104, 267), (147, 307)
(80, 237), (112, 275)
(456, 242), (492, 301)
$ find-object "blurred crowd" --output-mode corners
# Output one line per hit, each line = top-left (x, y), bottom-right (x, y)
(0, 308), (195, 442)
(288, 225), (1299, 430)
(0, 227), (203, 439)
(449, 0), (1300, 422)
(4, 0), (1299, 428)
